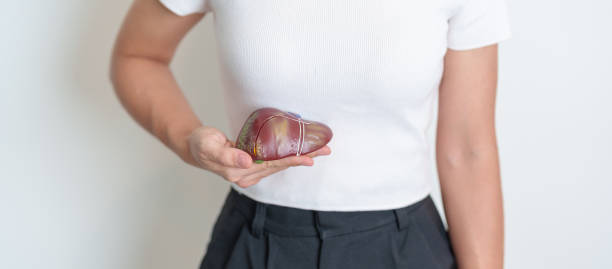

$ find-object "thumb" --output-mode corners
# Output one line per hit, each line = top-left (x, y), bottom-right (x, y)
(215, 147), (253, 169)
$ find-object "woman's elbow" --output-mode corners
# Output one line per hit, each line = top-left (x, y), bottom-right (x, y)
(436, 142), (499, 169)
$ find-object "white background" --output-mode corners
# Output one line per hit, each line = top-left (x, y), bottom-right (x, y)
(1, 0), (610, 268)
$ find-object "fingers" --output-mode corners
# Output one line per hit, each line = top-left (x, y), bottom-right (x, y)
(234, 165), (285, 188)
(269, 155), (314, 168)
(236, 159), (296, 188)
(220, 154), (308, 182)
(229, 156), (308, 188)
(235, 154), (321, 188)
(227, 145), (329, 174)
(304, 145), (331, 158)
(222, 146), (331, 188)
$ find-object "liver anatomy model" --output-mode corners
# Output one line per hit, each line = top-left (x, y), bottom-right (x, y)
(235, 107), (333, 162)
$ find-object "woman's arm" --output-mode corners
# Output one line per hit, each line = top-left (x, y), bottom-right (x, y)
(109, 0), (325, 187)
(436, 44), (504, 269)
(110, 0), (206, 167)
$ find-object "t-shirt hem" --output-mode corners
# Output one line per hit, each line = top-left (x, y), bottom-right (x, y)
(230, 184), (433, 212)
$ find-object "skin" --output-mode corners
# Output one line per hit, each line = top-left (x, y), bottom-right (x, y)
(109, 0), (331, 189)
(437, 45), (504, 269)
(110, 0), (504, 268)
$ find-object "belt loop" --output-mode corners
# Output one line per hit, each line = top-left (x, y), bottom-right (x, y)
(393, 208), (411, 231)
(251, 202), (267, 238)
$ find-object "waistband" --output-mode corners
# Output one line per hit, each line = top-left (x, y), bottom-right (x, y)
(228, 188), (432, 239)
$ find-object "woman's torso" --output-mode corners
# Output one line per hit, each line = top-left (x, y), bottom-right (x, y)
(205, 0), (467, 211)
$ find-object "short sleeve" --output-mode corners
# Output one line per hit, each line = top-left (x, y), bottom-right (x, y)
(447, 0), (512, 50)
(158, 0), (211, 16)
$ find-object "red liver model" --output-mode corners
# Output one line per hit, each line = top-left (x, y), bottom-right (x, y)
(235, 107), (333, 161)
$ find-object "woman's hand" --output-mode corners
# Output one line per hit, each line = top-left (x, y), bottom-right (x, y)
(188, 125), (331, 188)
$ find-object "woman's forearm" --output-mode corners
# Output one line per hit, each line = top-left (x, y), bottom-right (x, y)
(436, 145), (504, 269)
(109, 0), (207, 167)
(110, 54), (203, 167)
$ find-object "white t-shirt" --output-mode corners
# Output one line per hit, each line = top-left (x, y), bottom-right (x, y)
(160, 0), (511, 211)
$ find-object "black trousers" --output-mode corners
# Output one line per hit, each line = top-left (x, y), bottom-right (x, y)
(199, 188), (457, 269)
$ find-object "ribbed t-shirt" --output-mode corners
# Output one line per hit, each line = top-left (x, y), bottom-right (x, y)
(160, 0), (512, 211)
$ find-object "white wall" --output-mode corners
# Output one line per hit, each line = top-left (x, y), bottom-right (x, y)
(496, 1), (612, 267)
(1, 0), (610, 268)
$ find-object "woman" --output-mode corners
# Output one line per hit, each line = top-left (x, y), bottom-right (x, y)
(110, 0), (511, 268)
